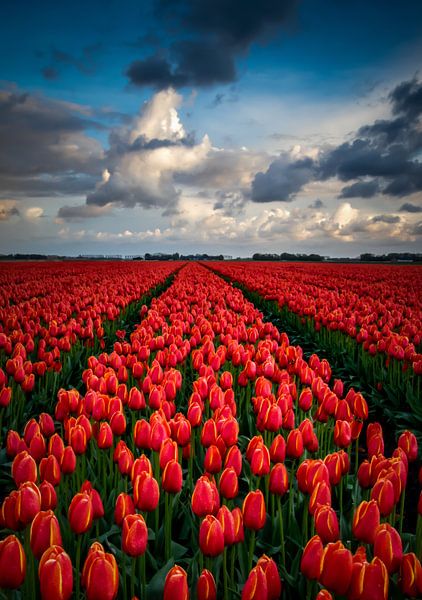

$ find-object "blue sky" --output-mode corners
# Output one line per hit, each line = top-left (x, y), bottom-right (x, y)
(0, 0), (421, 256)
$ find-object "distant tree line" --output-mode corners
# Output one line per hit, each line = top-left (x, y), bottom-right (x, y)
(142, 253), (225, 261)
(252, 253), (325, 262)
(360, 253), (422, 262)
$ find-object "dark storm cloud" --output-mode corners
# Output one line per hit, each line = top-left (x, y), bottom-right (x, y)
(339, 180), (380, 199)
(0, 174), (99, 198)
(399, 202), (422, 213)
(252, 155), (315, 202)
(252, 77), (422, 203)
(126, 0), (298, 88)
(41, 43), (103, 79)
(0, 88), (104, 195)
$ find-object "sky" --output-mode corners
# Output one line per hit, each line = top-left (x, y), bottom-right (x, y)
(0, 0), (421, 257)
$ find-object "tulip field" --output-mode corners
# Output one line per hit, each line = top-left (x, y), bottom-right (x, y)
(0, 260), (421, 599)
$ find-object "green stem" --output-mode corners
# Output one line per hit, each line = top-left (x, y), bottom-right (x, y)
(248, 530), (256, 573)
(75, 534), (82, 600)
(399, 487), (406, 537)
(223, 547), (228, 600)
(277, 495), (285, 565)
(131, 557), (136, 599)
(139, 553), (146, 600)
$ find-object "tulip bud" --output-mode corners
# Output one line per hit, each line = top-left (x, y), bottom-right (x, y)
(12, 450), (37, 486)
(257, 554), (282, 600)
(60, 446), (76, 474)
(370, 477), (395, 516)
(250, 445), (270, 477)
(398, 553), (422, 598)
(68, 491), (93, 534)
(97, 422), (113, 449)
(232, 506), (245, 543)
(398, 430), (418, 462)
(217, 505), (235, 546)
(133, 473), (160, 512)
(269, 463), (289, 496)
(38, 545), (73, 600)
(219, 466), (239, 500)
(241, 565), (267, 600)
(269, 434), (286, 463)
(114, 492), (135, 526)
(242, 490), (266, 531)
(316, 591), (333, 600)
(197, 568), (217, 600)
(320, 541), (353, 596)
(162, 459), (183, 494)
(39, 454), (61, 487)
(199, 515), (225, 557)
(0, 534), (26, 589)
(314, 505), (339, 543)
(82, 542), (119, 600)
(300, 535), (324, 580)
(286, 429), (303, 460)
(16, 481), (41, 525)
(333, 420), (352, 448)
(309, 480), (331, 515)
(349, 556), (389, 600)
(204, 445), (223, 474)
(30, 509), (62, 559)
(164, 565), (189, 600)
(122, 514), (148, 557)
(192, 475), (219, 517)
(373, 523), (402, 574)
(39, 480), (58, 510)
(352, 500), (380, 544)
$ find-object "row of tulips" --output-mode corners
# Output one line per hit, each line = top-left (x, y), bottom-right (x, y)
(208, 261), (422, 425)
(1, 261), (421, 599)
(209, 261), (422, 374)
(0, 261), (180, 436)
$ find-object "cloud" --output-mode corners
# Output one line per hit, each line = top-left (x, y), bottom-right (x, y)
(0, 200), (20, 221)
(308, 199), (324, 209)
(252, 77), (422, 203)
(57, 203), (114, 222)
(86, 89), (211, 211)
(42, 44), (103, 79)
(399, 202), (422, 213)
(0, 88), (104, 197)
(252, 154), (315, 202)
(25, 207), (44, 219)
(339, 180), (380, 198)
(126, 0), (298, 89)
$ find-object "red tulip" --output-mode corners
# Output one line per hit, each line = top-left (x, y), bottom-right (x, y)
(15, 481), (41, 525)
(162, 459), (183, 493)
(204, 445), (223, 474)
(242, 565), (267, 600)
(300, 535), (324, 580)
(30, 509), (62, 559)
(68, 491), (93, 534)
(122, 514), (148, 556)
(398, 430), (418, 462)
(314, 505), (339, 543)
(0, 534), (26, 589)
(82, 542), (119, 600)
(370, 477), (395, 516)
(373, 523), (402, 574)
(219, 466), (239, 499)
(242, 490), (266, 531)
(269, 463), (289, 496)
(12, 450), (37, 486)
(349, 557), (389, 600)
(114, 492), (135, 526)
(217, 505), (235, 546)
(286, 429), (303, 459)
(38, 545), (73, 600)
(39, 480), (58, 510)
(192, 475), (219, 517)
(164, 565), (189, 600)
(133, 472), (160, 512)
(399, 553), (422, 598)
(197, 568), (217, 600)
(257, 554), (282, 600)
(352, 500), (380, 544)
(199, 515), (225, 557)
(320, 541), (353, 596)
